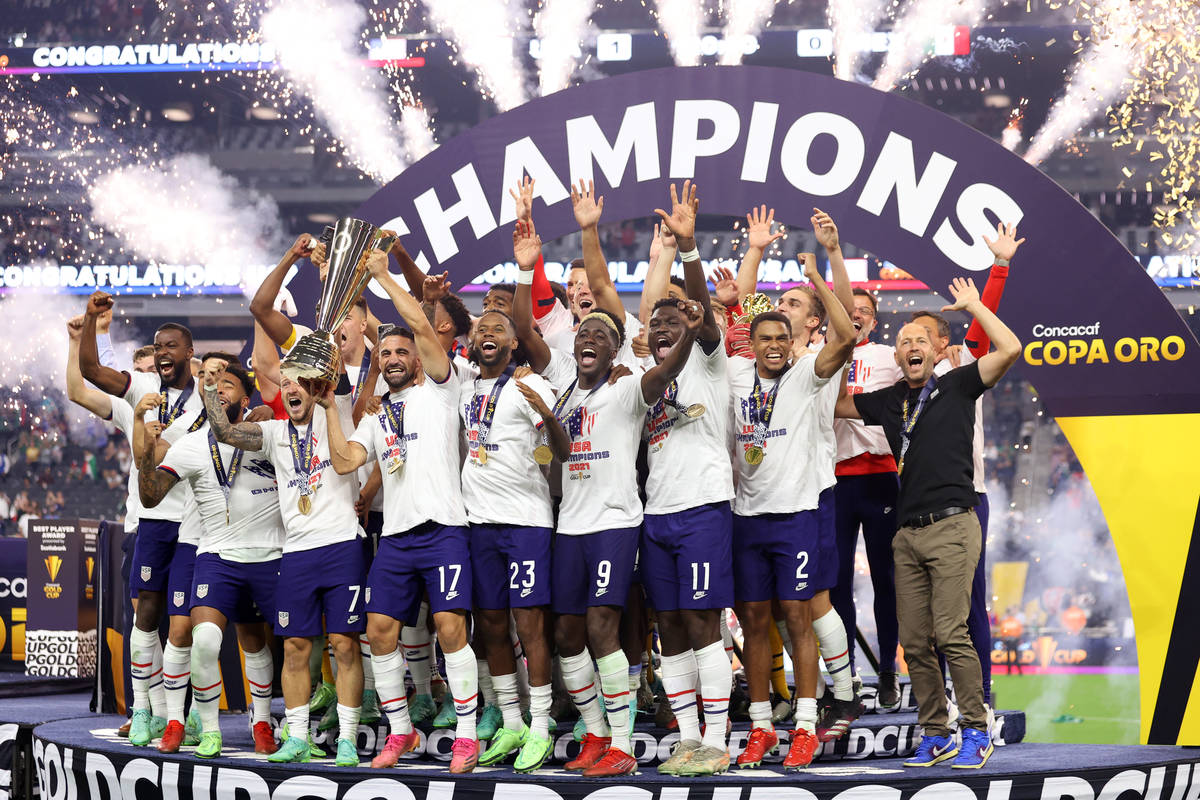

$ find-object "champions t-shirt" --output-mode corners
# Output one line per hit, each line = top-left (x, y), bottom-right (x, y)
(123, 371), (205, 523)
(107, 399), (141, 532)
(935, 349), (987, 493)
(835, 340), (903, 472)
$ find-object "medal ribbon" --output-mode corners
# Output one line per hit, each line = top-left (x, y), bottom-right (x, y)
(898, 376), (938, 474)
(287, 421), (315, 497)
(750, 372), (781, 452)
(379, 395), (407, 463)
(472, 363), (516, 456)
(159, 381), (193, 426)
(352, 350), (372, 402)
(551, 373), (609, 441)
(207, 430), (244, 518)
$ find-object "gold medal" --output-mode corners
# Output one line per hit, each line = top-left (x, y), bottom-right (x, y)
(745, 445), (764, 465)
(477, 447), (488, 465)
(388, 457), (405, 474)
(533, 445), (553, 465)
(684, 403), (706, 419)
(297, 494), (312, 515)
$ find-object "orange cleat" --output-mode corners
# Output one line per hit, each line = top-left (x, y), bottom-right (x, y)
(157, 720), (185, 753)
(371, 732), (421, 768)
(582, 747), (638, 777)
(782, 728), (819, 771)
(253, 721), (278, 755)
(565, 733), (611, 771)
(736, 726), (779, 768)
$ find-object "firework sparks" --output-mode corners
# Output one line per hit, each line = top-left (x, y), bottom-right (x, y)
(652, 0), (706, 67)
(535, 0), (595, 95)
(828, 0), (886, 81)
(872, 0), (993, 92)
(718, 0), (775, 66)
(421, 0), (530, 112)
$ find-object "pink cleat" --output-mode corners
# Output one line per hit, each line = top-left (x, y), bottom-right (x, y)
(371, 732), (421, 768)
(449, 737), (479, 774)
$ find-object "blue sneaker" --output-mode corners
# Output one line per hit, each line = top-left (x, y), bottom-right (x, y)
(904, 734), (958, 767)
(952, 728), (993, 769)
(268, 734), (311, 763)
(335, 737), (359, 767)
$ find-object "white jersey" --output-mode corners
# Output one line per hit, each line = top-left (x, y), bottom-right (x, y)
(536, 299), (574, 341)
(458, 370), (556, 528)
(258, 398), (362, 553)
(159, 428), (285, 561)
(729, 355), (838, 515)
(935, 349), (986, 493)
(346, 356), (387, 514)
(835, 340), (904, 464)
(123, 371), (205, 523)
(546, 311), (653, 373)
(644, 339), (734, 515)
(555, 373), (650, 535)
(349, 369), (469, 535)
(107, 399), (141, 532)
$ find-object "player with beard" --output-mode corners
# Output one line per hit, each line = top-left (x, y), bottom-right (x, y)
(322, 250), (481, 774)
(530, 243), (707, 776)
(138, 364), (283, 758)
(632, 183), (736, 777)
(728, 251), (857, 772)
(206, 366), (366, 767)
(78, 292), (207, 749)
(832, 288), (905, 711)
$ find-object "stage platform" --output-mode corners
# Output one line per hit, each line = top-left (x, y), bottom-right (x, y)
(15, 701), (1197, 800)
(0, 670), (91, 699)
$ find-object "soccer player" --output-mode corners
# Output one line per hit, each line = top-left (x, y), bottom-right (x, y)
(205, 366), (366, 767)
(77, 292), (206, 748)
(137, 364), (283, 758)
(637, 182), (736, 777)
(835, 275), (1021, 769)
(832, 287), (905, 711)
(322, 249), (481, 774)
(728, 251), (857, 771)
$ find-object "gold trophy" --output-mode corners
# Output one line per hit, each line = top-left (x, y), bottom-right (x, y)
(281, 217), (396, 384)
(737, 292), (775, 324)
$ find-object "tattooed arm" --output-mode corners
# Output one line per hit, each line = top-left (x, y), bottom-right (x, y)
(203, 382), (264, 450)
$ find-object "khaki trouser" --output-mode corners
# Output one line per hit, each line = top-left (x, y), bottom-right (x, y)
(893, 509), (986, 736)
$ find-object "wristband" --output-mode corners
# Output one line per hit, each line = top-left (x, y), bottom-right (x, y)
(994, 258), (1010, 267)
(515, 270), (534, 285)
(678, 247), (700, 262)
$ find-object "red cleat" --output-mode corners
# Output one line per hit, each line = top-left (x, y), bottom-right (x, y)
(782, 728), (819, 770)
(736, 726), (779, 768)
(582, 747), (638, 777)
(565, 733), (611, 771)
(157, 720), (185, 753)
(253, 721), (278, 755)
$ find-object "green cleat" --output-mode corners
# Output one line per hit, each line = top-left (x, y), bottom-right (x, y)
(317, 702), (339, 732)
(128, 709), (155, 747)
(477, 705), (504, 741)
(335, 737), (359, 767)
(658, 739), (702, 775)
(309, 681), (337, 714)
(677, 744), (732, 776)
(183, 709), (202, 746)
(195, 731), (222, 759)
(360, 689), (381, 725)
(513, 731), (553, 773)
(409, 693), (436, 724)
(268, 735), (311, 763)
(432, 693), (457, 729)
(572, 716), (587, 743)
(479, 725), (526, 766)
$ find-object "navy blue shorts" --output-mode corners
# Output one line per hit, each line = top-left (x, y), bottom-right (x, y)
(641, 502), (734, 611)
(131, 518), (179, 594)
(367, 523), (472, 622)
(471, 524), (552, 610)
(733, 488), (835, 602)
(166, 543), (197, 617)
(191, 553), (280, 625)
(551, 528), (639, 615)
(276, 539), (366, 637)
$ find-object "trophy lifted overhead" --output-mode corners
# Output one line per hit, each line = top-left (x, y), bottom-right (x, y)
(281, 217), (397, 384)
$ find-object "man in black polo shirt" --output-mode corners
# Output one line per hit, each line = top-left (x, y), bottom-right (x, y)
(835, 276), (1020, 770)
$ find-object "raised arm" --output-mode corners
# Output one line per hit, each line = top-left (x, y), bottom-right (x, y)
(79, 292), (132, 396)
(250, 235), (312, 348)
(639, 223), (677, 324)
(965, 222), (1022, 357)
(66, 317), (113, 418)
(737, 206), (784, 303)
(640, 299), (703, 403)
(807, 254), (857, 378)
(252, 320), (282, 404)
(940, 277), (1021, 387)
(202, 382), (264, 450)
(513, 220), (553, 373)
(390, 238), (427, 300)
(135, 401), (179, 508)
(365, 250), (450, 382)
(654, 181), (719, 345)
(318, 384), (368, 474)
(571, 179), (623, 318)
(352, 346), (382, 426)
(812, 208), (854, 318)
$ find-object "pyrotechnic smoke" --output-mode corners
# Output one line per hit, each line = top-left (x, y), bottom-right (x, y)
(653, 0), (706, 67)
(261, 0), (406, 182)
(827, 0), (886, 80)
(718, 0), (775, 66)
(1023, 0), (1142, 166)
(872, 0), (992, 92)
(535, 0), (595, 95)
(422, 0), (530, 111)
(399, 103), (438, 163)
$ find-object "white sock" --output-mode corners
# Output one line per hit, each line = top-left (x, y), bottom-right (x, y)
(190, 622), (223, 733)
(162, 642), (191, 724)
(628, 661), (642, 693)
(372, 648), (412, 734)
(444, 645), (479, 740)
(337, 703), (360, 743)
(478, 658), (497, 707)
(721, 621), (734, 661)
(749, 700), (773, 730)
(129, 627), (161, 713)
(149, 639), (167, 716)
(696, 641), (733, 750)
(529, 683), (552, 740)
(243, 645), (274, 725)
(401, 625), (432, 696)
(794, 697), (818, 734)
(812, 608), (854, 701)
(660, 649), (701, 743)
(360, 636), (375, 693)
(596, 650), (632, 754)
(775, 619), (794, 659)
(558, 650), (610, 737)
(286, 705), (308, 741)
(491, 672), (522, 731)
(511, 627), (531, 705)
